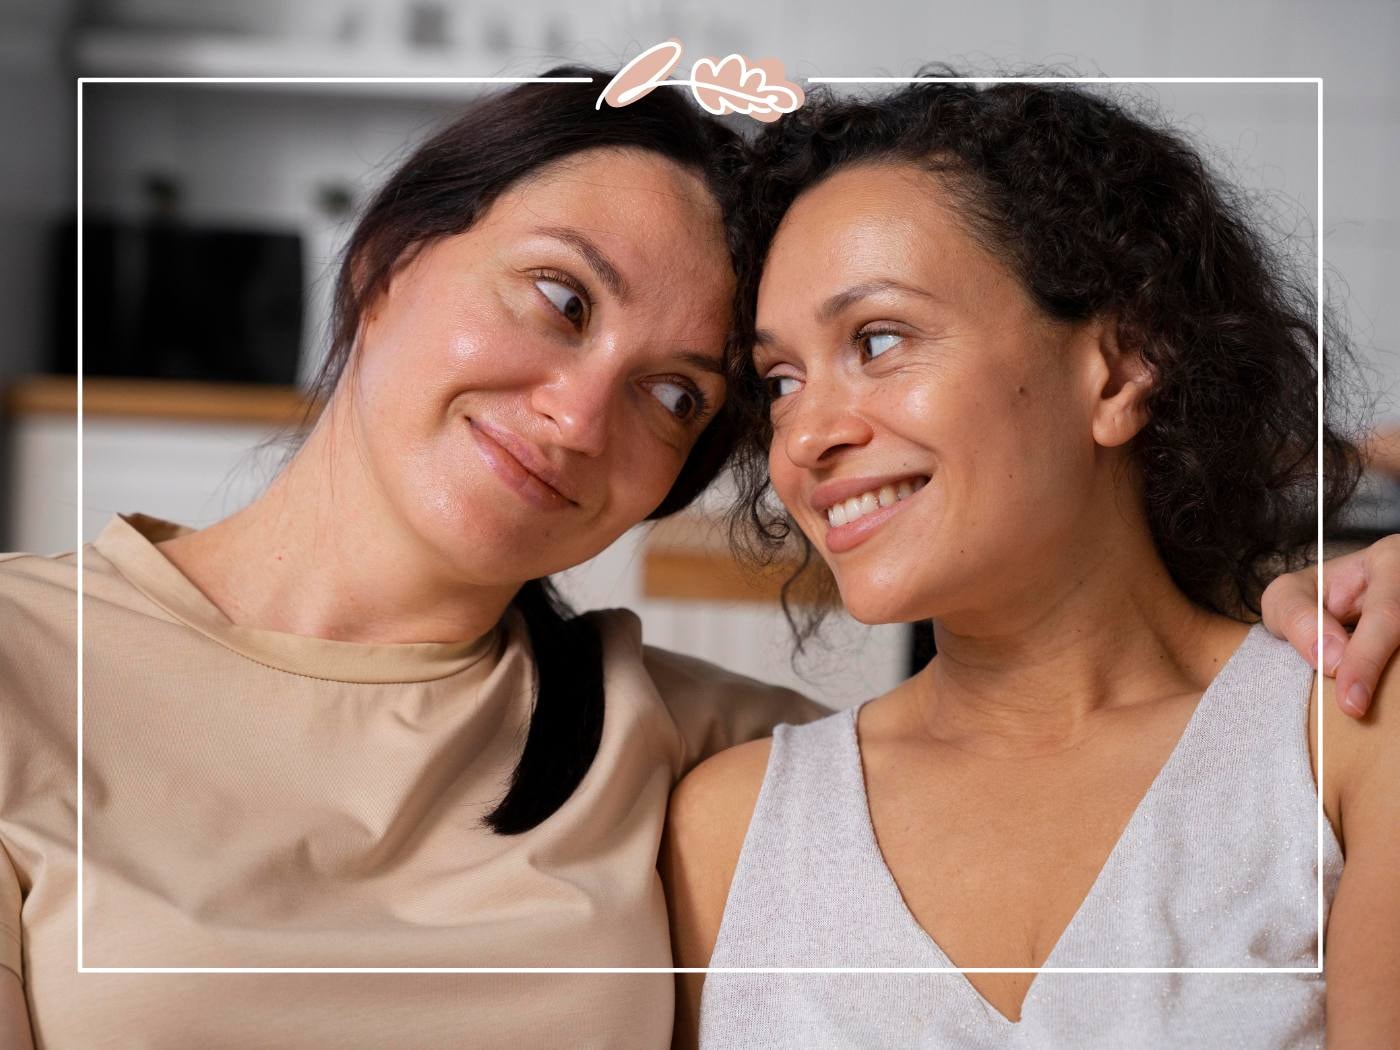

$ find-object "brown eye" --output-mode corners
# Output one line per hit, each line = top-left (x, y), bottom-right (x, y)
(646, 380), (705, 422)
(765, 374), (801, 399)
(535, 277), (588, 329)
(857, 329), (903, 360)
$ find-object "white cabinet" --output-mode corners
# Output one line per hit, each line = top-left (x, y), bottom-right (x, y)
(8, 411), (282, 556)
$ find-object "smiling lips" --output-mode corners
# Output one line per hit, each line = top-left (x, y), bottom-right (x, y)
(810, 473), (930, 553)
(467, 418), (578, 511)
(825, 478), (926, 528)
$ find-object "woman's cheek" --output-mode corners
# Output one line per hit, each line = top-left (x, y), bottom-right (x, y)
(767, 443), (804, 523)
(615, 427), (685, 514)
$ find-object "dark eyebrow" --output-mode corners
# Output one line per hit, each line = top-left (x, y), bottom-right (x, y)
(752, 278), (945, 352)
(816, 278), (943, 322)
(533, 225), (629, 301)
(748, 333), (787, 377)
(673, 350), (726, 378)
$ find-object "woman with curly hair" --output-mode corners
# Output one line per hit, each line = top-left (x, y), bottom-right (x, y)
(665, 77), (1399, 1048)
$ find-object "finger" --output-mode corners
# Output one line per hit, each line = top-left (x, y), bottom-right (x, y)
(1260, 565), (1350, 672)
(1334, 592), (1400, 718)
(1330, 535), (1400, 714)
(1320, 548), (1370, 627)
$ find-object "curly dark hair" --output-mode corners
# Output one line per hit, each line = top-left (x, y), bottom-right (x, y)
(727, 71), (1363, 642)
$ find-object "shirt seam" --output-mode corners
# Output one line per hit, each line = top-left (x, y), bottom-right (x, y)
(88, 544), (504, 685)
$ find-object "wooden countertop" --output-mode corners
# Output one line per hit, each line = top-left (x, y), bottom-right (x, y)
(641, 513), (834, 605)
(2, 375), (318, 425)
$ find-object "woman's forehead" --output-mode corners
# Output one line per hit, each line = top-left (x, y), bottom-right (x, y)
(773, 163), (962, 254)
(484, 148), (731, 289)
(502, 148), (720, 233)
(758, 164), (984, 311)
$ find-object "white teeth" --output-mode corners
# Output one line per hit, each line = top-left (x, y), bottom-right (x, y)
(825, 477), (928, 528)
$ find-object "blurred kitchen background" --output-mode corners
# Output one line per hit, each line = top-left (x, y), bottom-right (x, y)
(1, 0), (1396, 704)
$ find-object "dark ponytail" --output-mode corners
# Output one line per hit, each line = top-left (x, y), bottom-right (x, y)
(484, 579), (605, 834)
(302, 70), (750, 834)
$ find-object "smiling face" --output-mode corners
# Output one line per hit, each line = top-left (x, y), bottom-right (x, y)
(342, 147), (735, 586)
(755, 161), (1138, 627)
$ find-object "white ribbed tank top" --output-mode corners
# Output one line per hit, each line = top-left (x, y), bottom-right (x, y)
(700, 624), (1342, 1049)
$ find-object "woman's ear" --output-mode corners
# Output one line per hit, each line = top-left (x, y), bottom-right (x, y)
(1088, 316), (1154, 448)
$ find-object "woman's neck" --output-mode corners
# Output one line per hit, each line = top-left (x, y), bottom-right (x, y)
(156, 408), (517, 647)
(911, 521), (1248, 757)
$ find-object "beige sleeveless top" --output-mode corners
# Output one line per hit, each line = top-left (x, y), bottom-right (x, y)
(702, 624), (1342, 1048)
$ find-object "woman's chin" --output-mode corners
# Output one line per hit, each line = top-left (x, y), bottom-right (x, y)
(836, 585), (928, 628)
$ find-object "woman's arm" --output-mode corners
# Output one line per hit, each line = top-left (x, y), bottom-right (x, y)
(0, 969), (34, 1050)
(1262, 534), (1400, 717)
(643, 644), (827, 775)
(1312, 653), (1400, 1047)
(660, 738), (771, 1050)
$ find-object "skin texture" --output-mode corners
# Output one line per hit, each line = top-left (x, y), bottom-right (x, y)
(664, 161), (1400, 1046)
(155, 148), (734, 645)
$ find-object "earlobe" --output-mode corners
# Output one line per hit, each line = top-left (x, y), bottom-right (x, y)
(1089, 317), (1153, 448)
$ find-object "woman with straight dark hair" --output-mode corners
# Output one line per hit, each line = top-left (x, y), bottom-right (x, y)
(0, 69), (1392, 1050)
(0, 71), (824, 1049)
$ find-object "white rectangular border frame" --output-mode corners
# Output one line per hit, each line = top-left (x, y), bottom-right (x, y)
(74, 73), (1326, 975)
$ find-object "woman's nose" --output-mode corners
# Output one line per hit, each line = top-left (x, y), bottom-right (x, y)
(530, 369), (612, 458)
(782, 383), (874, 470)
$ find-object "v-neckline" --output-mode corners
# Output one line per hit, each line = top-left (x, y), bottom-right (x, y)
(846, 623), (1260, 1028)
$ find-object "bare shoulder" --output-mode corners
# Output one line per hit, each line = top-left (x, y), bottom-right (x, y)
(662, 737), (772, 955)
(671, 737), (773, 822)
(662, 737), (773, 1050)
(1309, 651), (1400, 848)
(1312, 651), (1400, 1044)
(665, 738), (773, 895)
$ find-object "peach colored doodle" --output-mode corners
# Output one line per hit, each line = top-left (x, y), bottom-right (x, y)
(689, 54), (803, 122)
(597, 39), (685, 108)
(596, 40), (804, 123)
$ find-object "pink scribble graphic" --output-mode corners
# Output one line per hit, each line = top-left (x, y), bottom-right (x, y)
(596, 40), (805, 123)
(597, 40), (686, 108)
(689, 55), (803, 122)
